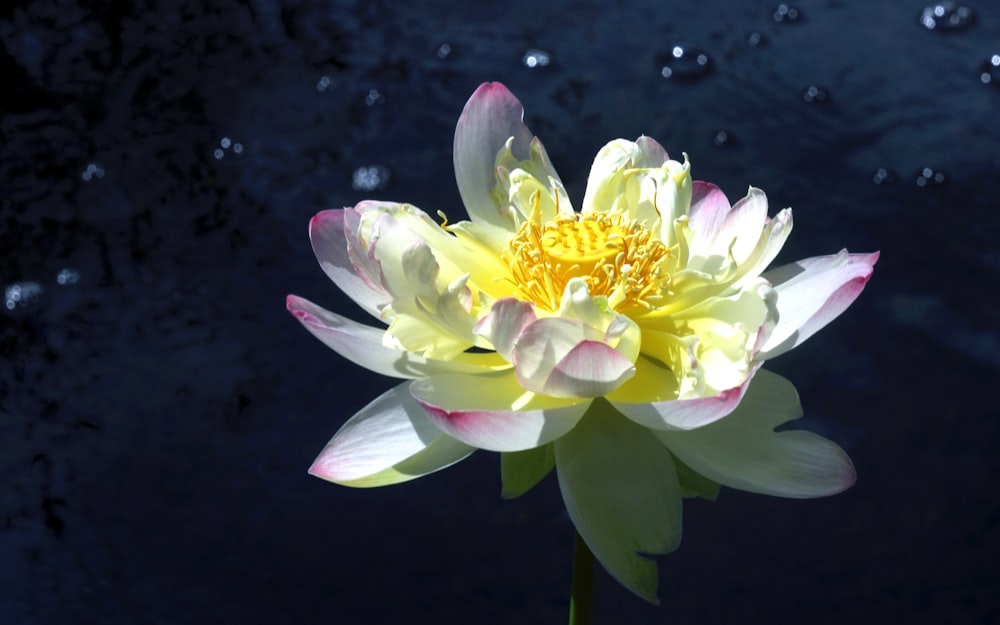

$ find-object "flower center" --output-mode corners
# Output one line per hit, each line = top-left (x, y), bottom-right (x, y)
(506, 212), (670, 312)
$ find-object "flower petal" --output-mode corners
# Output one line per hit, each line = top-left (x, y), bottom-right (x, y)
(500, 444), (555, 499)
(454, 82), (561, 243)
(309, 382), (475, 487)
(286, 295), (506, 379)
(657, 370), (856, 497)
(610, 363), (760, 430)
(758, 250), (879, 359)
(555, 400), (682, 604)
(409, 371), (590, 452)
(309, 209), (390, 319)
(512, 316), (636, 398)
(473, 297), (537, 362)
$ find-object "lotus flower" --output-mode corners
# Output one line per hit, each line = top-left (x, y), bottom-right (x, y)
(287, 82), (877, 603)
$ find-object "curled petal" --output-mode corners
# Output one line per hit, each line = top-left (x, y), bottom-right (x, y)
(409, 371), (590, 452)
(759, 250), (879, 359)
(286, 295), (506, 379)
(555, 400), (682, 604)
(309, 208), (390, 319)
(309, 382), (475, 487)
(610, 363), (761, 430)
(657, 370), (856, 497)
(473, 297), (537, 362)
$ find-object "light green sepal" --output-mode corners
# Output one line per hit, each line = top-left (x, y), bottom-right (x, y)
(673, 456), (721, 501)
(500, 444), (556, 499)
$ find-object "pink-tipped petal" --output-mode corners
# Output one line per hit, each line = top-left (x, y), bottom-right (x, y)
(610, 364), (760, 431)
(309, 209), (389, 319)
(686, 181), (732, 252)
(453, 82), (535, 242)
(287, 295), (504, 378)
(410, 371), (590, 452)
(309, 382), (474, 487)
(657, 370), (856, 498)
(543, 340), (637, 398)
(759, 250), (879, 359)
(555, 402), (682, 604)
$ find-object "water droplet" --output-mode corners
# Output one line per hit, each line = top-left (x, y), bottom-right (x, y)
(522, 49), (551, 69)
(220, 137), (232, 149)
(712, 130), (735, 147)
(56, 268), (80, 285)
(747, 31), (768, 48)
(364, 89), (385, 106)
(802, 85), (829, 103)
(81, 162), (105, 182)
(914, 167), (947, 187)
(436, 43), (452, 59)
(213, 148), (225, 160)
(919, 2), (974, 32)
(352, 165), (391, 191)
(979, 54), (1000, 85)
(872, 167), (898, 185)
(4, 281), (44, 312)
(772, 4), (802, 23)
(317, 75), (334, 92)
(232, 142), (244, 154)
(657, 45), (712, 81)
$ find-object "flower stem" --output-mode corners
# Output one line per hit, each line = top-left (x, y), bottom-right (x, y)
(568, 530), (595, 625)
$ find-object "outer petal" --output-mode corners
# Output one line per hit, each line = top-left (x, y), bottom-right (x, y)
(309, 209), (390, 319)
(409, 371), (590, 452)
(454, 82), (562, 243)
(610, 363), (760, 430)
(656, 370), (856, 497)
(555, 400), (683, 604)
(286, 295), (506, 379)
(758, 250), (879, 359)
(309, 382), (475, 487)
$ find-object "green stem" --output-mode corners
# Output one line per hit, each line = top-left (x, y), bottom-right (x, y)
(568, 530), (595, 625)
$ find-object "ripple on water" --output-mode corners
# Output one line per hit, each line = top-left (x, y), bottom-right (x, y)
(919, 2), (975, 32)
(657, 45), (712, 81)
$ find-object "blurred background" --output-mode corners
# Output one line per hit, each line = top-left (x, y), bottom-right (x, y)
(2, 1), (997, 623)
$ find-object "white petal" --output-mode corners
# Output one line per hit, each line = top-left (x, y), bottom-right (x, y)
(657, 370), (856, 497)
(473, 297), (536, 361)
(555, 401), (683, 604)
(453, 83), (563, 243)
(286, 295), (505, 378)
(758, 250), (878, 359)
(309, 382), (475, 486)
(409, 371), (590, 452)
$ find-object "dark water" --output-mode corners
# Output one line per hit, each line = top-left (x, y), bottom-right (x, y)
(2, 1), (998, 623)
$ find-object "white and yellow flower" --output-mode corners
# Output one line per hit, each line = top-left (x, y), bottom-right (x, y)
(287, 82), (877, 602)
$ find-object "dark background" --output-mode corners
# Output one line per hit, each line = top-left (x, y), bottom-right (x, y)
(2, 1), (998, 623)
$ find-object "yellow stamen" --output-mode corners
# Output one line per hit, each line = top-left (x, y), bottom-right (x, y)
(505, 211), (671, 312)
